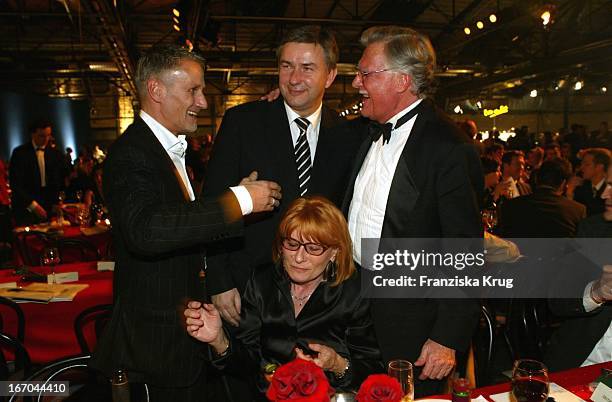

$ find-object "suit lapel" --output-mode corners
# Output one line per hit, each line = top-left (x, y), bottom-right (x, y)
(262, 99), (300, 197)
(134, 118), (191, 202)
(341, 135), (373, 215)
(310, 106), (339, 190)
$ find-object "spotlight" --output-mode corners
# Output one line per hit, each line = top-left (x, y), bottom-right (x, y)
(601, 86), (607, 93)
(172, 8), (180, 17)
(489, 14), (497, 23)
(476, 21), (484, 29)
(454, 105), (464, 114)
(464, 27), (471, 35)
(173, 24), (181, 32)
(530, 89), (538, 98)
(574, 81), (583, 91)
(173, 16), (180, 25)
(476, 101), (482, 109)
(541, 11), (551, 26)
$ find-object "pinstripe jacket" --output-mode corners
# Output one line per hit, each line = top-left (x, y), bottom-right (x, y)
(90, 117), (243, 387)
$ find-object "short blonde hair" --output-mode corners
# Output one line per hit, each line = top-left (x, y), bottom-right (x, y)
(272, 196), (355, 286)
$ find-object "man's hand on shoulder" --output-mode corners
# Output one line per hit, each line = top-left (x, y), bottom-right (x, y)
(211, 288), (242, 327)
(414, 338), (456, 380)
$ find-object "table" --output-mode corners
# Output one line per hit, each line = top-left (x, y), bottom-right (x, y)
(0, 261), (113, 363)
(429, 361), (612, 401)
(13, 223), (112, 265)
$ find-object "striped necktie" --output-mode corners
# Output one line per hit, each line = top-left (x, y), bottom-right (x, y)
(294, 117), (311, 196)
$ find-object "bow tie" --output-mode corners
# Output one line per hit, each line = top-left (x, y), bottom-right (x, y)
(369, 102), (422, 145)
(169, 136), (187, 158)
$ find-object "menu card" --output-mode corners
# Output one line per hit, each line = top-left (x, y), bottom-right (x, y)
(0, 283), (89, 303)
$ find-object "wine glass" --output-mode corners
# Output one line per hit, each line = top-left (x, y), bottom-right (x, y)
(388, 360), (413, 401)
(511, 359), (549, 402)
(41, 247), (61, 284)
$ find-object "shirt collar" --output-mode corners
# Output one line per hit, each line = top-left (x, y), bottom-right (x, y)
(593, 177), (605, 191)
(32, 141), (45, 151)
(284, 101), (323, 129)
(385, 99), (423, 128)
(140, 110), (187, 158)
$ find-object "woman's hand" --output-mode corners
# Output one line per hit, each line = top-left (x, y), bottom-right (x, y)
(184, 301), (227, 351)
(294, 343), (347, 374)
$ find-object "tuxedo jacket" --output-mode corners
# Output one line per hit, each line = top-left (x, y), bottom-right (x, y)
(545, 214), (612, 371)
(203, 98), (366, 295)
(9, 142), (63, 222)
(574, 180), (606, 216)
(499, 188), (587, 238)
(342, 99), (483, 369)
(90, 117), (243, 388)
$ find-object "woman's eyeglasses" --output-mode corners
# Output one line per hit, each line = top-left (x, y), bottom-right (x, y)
(282, 237), (328, 256)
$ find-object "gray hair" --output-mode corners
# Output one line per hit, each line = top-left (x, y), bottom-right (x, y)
(135, 45), (206, 98)
(276, 25), (339, 71)
(360, 26), (436, 97)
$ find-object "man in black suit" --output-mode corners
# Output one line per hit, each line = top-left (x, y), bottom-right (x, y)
(89, 45), (281, 402)
(344, 26), (482, 397)
(9, 120), (63, 225)
(499, 158), (586, 239)
(203, 26), (365, 326)
(567, 147), (610, 216)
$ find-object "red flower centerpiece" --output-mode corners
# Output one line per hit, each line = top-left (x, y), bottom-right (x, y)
(266, 358), (333, 402)
(356, 374), (403, 402)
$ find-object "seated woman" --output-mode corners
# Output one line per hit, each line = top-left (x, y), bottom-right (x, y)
(185, 196), (383, 396)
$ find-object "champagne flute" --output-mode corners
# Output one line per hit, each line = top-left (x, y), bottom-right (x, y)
(388, 360), (413, 401)
(41, 247), (61, 284)
(511, 359), (549, 402)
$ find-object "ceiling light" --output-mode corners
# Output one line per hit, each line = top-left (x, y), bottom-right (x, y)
(602, 86), (608, 93)
(530, 89), (538, 97)
(541, 11), (551, 26)
(476, 101), (482, 109)
(173, 24), (181, 32)
(464, 27), (471, 35)
(476, 21), (484, 29)
(574, 81), (583, 90)
(172, 8), (180, 17)
(173, 17), (180, 25)
(489, 14), (497, 23)
(557, 79), (566, 88)
(454, 105), (464, 114)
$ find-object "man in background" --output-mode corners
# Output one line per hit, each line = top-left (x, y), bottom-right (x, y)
(9, 120), (63, 225)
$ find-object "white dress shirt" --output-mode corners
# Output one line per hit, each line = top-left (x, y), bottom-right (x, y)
(140, 110), (196, 201)
(33, 142), (46, 187)
(348, 99), (422, 265)
(580, 282), (611, 366)
(284, 102), (323, 161)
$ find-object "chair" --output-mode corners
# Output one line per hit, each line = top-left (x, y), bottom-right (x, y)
(74, 304), (112, 354)
(0, 331), (31, 380)
(57, 238), (100, 263)
(0, 296), (29, 380)
(472, 304), (495, 386)
(11, 354), (149, 402)
(14, 231), (55, 266)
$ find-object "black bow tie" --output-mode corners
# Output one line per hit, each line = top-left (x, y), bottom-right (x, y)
(369, 102), (422, 145)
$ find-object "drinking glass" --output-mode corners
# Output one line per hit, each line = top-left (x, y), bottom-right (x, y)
(77, 205), (90, 228)
(511, 359), (549, 402)
(388, 360), (413, 401)
(75, 190), (83, 203)
(57, 191), (66, 225)
(41, 247), (61, 284)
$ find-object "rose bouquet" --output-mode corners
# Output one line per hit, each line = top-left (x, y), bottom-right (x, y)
(266, 358), (334, 402)
(356, 374), (404, 402)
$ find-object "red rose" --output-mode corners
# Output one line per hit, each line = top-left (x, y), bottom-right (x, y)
(266, 359), (332, 402)
(356, 374), (403, 402)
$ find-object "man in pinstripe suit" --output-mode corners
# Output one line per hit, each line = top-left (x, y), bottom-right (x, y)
(90, 45), (281, 401)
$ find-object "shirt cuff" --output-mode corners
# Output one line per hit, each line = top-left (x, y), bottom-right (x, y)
(230, 186), (253, 216)
(583, 281), (603, 312)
